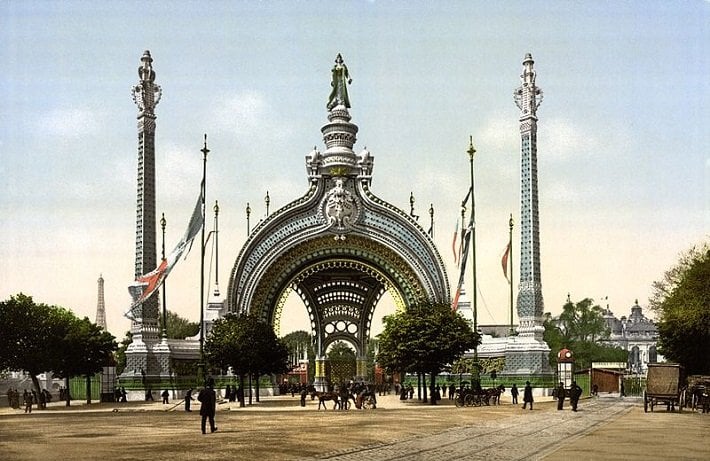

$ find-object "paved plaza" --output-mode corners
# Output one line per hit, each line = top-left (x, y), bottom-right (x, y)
(0, 393), (707, 460)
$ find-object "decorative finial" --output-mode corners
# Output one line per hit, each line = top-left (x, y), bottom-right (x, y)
(160, 212), (166, 230)
(139, 50), (155, 83)
(213, 200), (219, 216)
(327, 53), (352, 110)
(509, 213), (514, 229)
(201, 134), (209, 157)
(132, 50), (161, 113)
(265, 191), (270, 216)
(467, 136), (476, 160)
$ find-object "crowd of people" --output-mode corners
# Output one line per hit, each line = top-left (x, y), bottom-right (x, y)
(6, 387), (54, 412)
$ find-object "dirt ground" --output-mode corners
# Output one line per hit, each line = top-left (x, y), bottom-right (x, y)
(0, 394), (708, 460)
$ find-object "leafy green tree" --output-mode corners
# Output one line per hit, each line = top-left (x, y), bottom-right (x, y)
(0, 294), (71, 397)
(159, 310), (200, 339)
(205, 313), (289, 405)
(0, 294), (116, 405)
(54, 316), (117, 405)
(650, 242), (710, 374)
(327, 341), (356, 361)
(376, 302), (479, 404)
(544, 297), (627, 369)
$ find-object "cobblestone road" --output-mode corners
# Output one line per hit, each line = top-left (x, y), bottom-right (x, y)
(312, 397), (635, 461)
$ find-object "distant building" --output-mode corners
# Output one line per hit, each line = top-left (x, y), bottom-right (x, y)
(601, 300), (662, 374)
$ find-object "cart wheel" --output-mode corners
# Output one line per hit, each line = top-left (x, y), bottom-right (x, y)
(455, 393), (464, 408)
(465, 394), (475, 407)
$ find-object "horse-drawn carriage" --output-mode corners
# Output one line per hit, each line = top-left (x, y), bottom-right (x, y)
(454, 384), (504, 408)
(644, 363), (686, 413)
(309, 382), (377, 410)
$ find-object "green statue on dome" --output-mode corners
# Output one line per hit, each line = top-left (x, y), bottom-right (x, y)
(327, 53), (352, 110)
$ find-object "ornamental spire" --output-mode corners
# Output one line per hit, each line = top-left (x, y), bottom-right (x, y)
(132, 50), (162, 116)
(513, 53), (543, 119)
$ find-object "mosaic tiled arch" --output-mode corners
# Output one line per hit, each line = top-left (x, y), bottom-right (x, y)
(247, 234), (423, 330)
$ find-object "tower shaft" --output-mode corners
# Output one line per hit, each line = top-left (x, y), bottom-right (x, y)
(131, 50), (161, 328)
(124, 50), (164, 377)
(514, 53), (545, 339)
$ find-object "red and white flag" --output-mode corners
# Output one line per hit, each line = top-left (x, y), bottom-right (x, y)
(451, 221), (459, 265)
(125, 187), (204, 320)
(501, 242), (511, 283)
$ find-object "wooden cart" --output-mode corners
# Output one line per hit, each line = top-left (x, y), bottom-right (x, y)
(644, 363), (686, 413)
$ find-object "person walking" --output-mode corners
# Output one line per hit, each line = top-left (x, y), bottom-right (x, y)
(556, 382), (566, 410)
(198, 383), (217, 434)
(522, 381), (533, 410)
(185, 388), (194, 412)
(569, 381), (582, 411)
(510, 384), (519, 404)
(23, 390), (33, 414)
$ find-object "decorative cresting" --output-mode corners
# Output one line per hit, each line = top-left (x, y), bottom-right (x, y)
(226, 54), (449, 365)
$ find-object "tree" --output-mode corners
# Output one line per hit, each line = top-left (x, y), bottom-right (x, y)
(159, 310), (200, 339)
(0, 294), (72, 397)
(376, 302), (479, 404)
(543, 297), (627, 369)
(205, 313), (289, 405)
(0, 294), (116, 405)
(649, 242), (710, 374)
(54, 316), (117, 405)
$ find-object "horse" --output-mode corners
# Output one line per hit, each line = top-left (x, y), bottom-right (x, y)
(309, 391), (340, 410)
(485, 384), (505, 405)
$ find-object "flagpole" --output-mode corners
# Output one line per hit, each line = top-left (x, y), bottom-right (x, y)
(198, 134), (209, 387)
(160, 213), (167, 340)
(467, 136), (479, 385)
(509, 214), (514, 336)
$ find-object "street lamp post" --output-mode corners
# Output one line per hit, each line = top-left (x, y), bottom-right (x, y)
(213, 200), (220, 297)
(198, 135), (209, 387)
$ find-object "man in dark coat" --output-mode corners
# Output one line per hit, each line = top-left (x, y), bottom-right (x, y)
(569, 381), (582, 411)
(522, 381), (533, 410)
(510, 384), (519, 404)
(184, 388), (194, 412)
(556, 382), (566, 410)
(198, 383), (217, 434)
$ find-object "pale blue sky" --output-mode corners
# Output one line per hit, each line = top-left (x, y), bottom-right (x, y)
(1, 1), (707, 338)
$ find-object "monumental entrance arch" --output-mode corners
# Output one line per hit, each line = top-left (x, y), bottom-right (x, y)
(226, 55), (449, 389)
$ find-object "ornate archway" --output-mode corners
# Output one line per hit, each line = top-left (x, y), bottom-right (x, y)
(226, 55), (449, 388)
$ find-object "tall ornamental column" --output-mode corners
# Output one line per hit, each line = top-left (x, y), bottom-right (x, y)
(125, 50), (163, 376)
(513, 53), (545, 341)
(504, 53), (551, 377)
